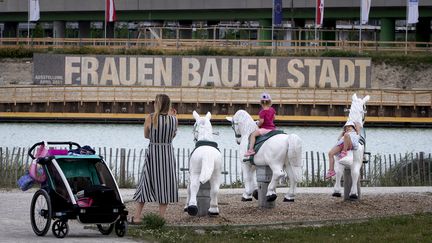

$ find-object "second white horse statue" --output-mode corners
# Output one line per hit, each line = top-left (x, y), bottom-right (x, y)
(227, 110), (303, 202)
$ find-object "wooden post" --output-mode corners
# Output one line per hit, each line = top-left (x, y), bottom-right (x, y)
(420, 152), (425, 185)
(119, 148), (126, 187)
(256, 165), (275, 208)
(196, 181), (211, 217)
(0, 147), (3, 181)
(343, 168), (361, 200)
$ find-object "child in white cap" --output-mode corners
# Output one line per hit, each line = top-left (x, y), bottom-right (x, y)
(244, 92), (276, 157)
(325, 120), (361, 179)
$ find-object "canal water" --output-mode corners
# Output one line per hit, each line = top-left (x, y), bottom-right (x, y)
(1, 123), (431, 155)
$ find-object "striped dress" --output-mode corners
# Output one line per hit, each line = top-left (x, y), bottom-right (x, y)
(133, 114), (178, 204)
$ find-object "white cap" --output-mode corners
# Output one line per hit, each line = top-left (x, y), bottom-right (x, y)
(260, 92), (271, 101)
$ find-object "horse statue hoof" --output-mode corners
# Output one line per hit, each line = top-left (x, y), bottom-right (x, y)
(283, 198), (294, 202)
(349, 194), (358, 200)
(332, 192), (342, 197)
(266, 194), (277, 202)
(183, 207), (188, 212)
(187, 205), (198, 216)
(252, 190), (258, 200)
(241, 197), (252, 201)
(208, 212), (219, 217)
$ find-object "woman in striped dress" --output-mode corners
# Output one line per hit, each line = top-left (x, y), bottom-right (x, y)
(131, 94), (178, 222)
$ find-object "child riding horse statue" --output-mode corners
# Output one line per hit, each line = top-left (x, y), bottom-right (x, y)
(333, 93), (370, 200)
(226, 110), (303, 202)
(185, 111), (223, 216)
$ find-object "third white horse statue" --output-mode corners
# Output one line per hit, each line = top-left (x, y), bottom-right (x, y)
(333, 93), (370, 199)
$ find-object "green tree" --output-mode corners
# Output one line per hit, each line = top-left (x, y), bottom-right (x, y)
(33, 23), (44, 38)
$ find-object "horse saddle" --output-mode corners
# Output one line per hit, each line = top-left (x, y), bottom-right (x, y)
(243, 130), (285, 164)
(190, 140), (220, 157)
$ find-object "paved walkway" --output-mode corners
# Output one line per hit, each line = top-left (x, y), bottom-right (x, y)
(1, 187), (431, 242)
(0, 189), (139, 243)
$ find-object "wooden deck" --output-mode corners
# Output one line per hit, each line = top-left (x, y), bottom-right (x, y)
(0, 86), (431, 108)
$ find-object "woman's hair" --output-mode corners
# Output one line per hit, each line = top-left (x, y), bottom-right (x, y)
(260, 100), (272, 106)
(152, 94), (171, 127)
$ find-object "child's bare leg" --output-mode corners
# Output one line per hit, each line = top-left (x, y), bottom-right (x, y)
(328, 146), (342, 171)
(248, 130), (260, 150)
(342, 134), (352, 152)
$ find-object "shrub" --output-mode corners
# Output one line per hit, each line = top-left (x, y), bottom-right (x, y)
(142, 213), (166, 229)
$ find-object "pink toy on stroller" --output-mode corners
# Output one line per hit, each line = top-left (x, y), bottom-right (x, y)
(29, 141), (68, 183)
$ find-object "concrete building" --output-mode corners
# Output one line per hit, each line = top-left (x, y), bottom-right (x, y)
(0, 0), (431, 42)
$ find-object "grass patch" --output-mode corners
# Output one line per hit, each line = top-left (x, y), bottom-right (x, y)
(128, 213), (432, 243)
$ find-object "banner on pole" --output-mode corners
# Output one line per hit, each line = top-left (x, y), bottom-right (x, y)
(316, 0), (324, 27)
(273, 0), (283, 26)
(361, 0), (372, 25)
(407, 0), (419, 24)
(29, 0), (40, 22)
(106, 0), (117, 22)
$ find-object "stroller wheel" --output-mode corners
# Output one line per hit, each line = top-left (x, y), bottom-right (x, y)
(52, 220), (69, 238)
(97, 224), (114, 235)
(115, 219), (127, 237)
(30, 189), (52, 236)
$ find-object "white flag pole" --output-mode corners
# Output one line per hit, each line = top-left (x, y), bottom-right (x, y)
(405, 0), (408, 54)
(271, 0), (275, 53)
(27, 0), (30, 43)
(315, 0), (318, 43)
(405, 23), (408, 55)
(359, 0), (362, 53)
(104, 0), (107, 45)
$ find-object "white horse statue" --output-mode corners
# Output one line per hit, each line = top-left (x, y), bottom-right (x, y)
(185, 111), (223, 216)
(226, 110), (303, 202)
(333, 93), (370, 199)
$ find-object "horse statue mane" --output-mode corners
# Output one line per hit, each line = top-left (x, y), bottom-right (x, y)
(230, 110), (258, 135)
(348, 93), (370, 126)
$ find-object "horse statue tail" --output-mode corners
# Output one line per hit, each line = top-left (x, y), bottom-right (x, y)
(199, 154), (215, 184)
(287, 134), (303, 183)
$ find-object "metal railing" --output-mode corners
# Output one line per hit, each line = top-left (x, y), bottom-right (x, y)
(1, 37), (432, 54)
(0, 86), (431, 108)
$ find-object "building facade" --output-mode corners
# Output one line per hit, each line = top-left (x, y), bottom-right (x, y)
(0, 0), (431, 42)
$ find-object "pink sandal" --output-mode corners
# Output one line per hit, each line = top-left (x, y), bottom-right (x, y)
(244, 149), (256, 157)
(325, 170), (336, 179)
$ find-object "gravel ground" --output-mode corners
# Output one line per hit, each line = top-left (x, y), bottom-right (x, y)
(126, 191), (432, 226)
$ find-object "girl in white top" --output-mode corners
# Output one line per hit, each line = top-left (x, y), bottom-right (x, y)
(325, 120), (361, 179)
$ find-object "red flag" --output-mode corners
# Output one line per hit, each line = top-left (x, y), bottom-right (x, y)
(106, 0), (117, 22)
(316, 0), (324, 27)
